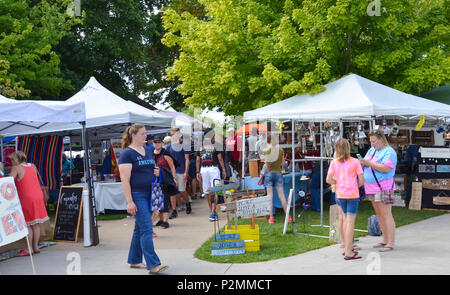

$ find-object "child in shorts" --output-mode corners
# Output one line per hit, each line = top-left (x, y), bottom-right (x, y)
(326, 139), (364, 260)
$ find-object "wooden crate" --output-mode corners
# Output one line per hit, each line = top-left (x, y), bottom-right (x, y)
(388, 129), (410, 144)
(225, 224), (260, 252)
(412, 130), (434, 146)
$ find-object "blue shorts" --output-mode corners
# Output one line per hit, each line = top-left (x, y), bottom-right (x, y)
(264, 172), (284, 188)
(336, 198), (359, 215)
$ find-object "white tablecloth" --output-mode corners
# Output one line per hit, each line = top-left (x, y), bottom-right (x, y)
(73, 182), (126, 214)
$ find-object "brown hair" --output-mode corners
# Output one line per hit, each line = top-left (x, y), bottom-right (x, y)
(121, 124), (145, 149)
(334, 138), (351, 162)
(9, 151), (28, 166)
(368, 128), (389, 147)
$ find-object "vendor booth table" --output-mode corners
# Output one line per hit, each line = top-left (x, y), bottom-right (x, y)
(74, 182), (126, 214)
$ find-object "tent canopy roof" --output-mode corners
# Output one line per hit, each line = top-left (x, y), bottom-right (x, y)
(244, 74), (450, 122)
(154, 109), (209, 129)
(1, 77), (173, 139)
(0, 94), (86, 136)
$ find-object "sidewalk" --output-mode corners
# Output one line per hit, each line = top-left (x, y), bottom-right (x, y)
(1, 196), (449, 275)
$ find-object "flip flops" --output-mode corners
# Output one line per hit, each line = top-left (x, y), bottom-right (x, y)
(15, 250), (31, 257)
(130, 263), (147, 269)
(344, 253), (362, 260)
(373, 242), (387, 248)
(149, 265), (168, 274)
(379, 246), (395, 252)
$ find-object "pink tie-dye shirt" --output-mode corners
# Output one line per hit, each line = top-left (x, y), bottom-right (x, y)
(328, 157), (363, 199)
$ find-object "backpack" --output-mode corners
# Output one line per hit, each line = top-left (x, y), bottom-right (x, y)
(368, 215), (382, 236)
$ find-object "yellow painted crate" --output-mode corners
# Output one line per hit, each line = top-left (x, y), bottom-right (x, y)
(225, 224), (260, 252)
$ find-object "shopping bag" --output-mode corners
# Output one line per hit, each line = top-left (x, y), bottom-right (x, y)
(368, 215), (382, 236)
(151, 172), (165, 212)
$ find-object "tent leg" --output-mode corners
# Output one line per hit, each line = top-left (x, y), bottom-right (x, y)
(241, 123), (245, 179)
(291, 119), (296, 233)
(81, 122), (99, 246)
(0, 137), (3, 164)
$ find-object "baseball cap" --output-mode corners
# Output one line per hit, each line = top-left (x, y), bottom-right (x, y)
(146, 134), (154, 141)
(153, 135), (164, 142)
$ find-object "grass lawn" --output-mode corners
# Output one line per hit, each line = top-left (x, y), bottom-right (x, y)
(194, 200), (446, 263)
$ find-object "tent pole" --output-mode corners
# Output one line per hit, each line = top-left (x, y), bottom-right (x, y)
(291, 119), (296, 233)
(69, 135), (72, 185)
(0, 136), (3, 164)
(310, 122), (325, 229)
(320, 122), (324, 226)
(241, 123), (245, 179)
(81, 122), (99, 246)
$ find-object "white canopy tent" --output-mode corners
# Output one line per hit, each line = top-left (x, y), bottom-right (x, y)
(0, 94), (86, 165)
(244, 74), (450, 122)
(0, 95), (86, 137)
(1, 77), (173, 140)
(0, 95), (100, 244)
(155, 109), (210, 131)
(0, 78), (174, 246)
(242, 74), (450, 236)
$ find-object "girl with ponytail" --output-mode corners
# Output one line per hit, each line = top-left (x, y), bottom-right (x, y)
(118, 123), (168, 274)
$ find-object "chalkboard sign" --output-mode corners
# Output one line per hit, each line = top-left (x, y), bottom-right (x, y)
(53, 186), (84, 242)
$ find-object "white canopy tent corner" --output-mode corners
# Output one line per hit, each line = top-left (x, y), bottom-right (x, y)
(0, 77), (174, 247)
(242, 73), (450, 235)
(0, 96), (99, 244)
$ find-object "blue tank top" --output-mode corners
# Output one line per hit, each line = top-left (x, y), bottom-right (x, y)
(118, 146), (155, 193)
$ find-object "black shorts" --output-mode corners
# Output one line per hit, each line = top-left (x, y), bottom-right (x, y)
(159, 194), (171, 213)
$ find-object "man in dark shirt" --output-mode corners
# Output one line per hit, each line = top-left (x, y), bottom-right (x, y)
(165, 127), (192, 217)
(196, 130), (226, 221)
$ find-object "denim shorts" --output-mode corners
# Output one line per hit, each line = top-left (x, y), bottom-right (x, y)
(336, 198), (359, 215)
(263, 172), (284, 188)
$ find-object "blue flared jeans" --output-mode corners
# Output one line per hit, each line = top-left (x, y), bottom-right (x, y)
(127, 191), (161, 270)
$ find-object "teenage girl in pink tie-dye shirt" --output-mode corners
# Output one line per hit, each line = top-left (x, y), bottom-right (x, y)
(327, 139), (364, 260)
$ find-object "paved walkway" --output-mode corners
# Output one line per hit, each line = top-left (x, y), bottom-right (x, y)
(1, 196), (449, 275)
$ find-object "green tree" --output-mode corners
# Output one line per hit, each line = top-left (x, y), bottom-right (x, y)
(162, 0), (449, 116)
(55, 0), (181, 106)
(0, 60), (30, 98)
(0, 0), (80, 99)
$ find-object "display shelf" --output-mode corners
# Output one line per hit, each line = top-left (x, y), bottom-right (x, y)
(412, 130), (434, 146)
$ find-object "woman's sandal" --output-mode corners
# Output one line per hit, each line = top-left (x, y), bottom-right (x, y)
(130, 263), (147, 269)
(373, 242), (387, 248)
(378, 246), (394, 252)
(15, 249), (30, 257)
(344, 253), (362, 260)
(149, 265), (168, 274)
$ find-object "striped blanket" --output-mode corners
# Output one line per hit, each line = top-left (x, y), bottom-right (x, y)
(17, 135), (63, 190)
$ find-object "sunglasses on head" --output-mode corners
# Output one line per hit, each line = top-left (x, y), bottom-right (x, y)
(370, 130), (383, 135)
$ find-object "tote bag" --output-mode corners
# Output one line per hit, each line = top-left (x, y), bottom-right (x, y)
(151, 170), (165, 212)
